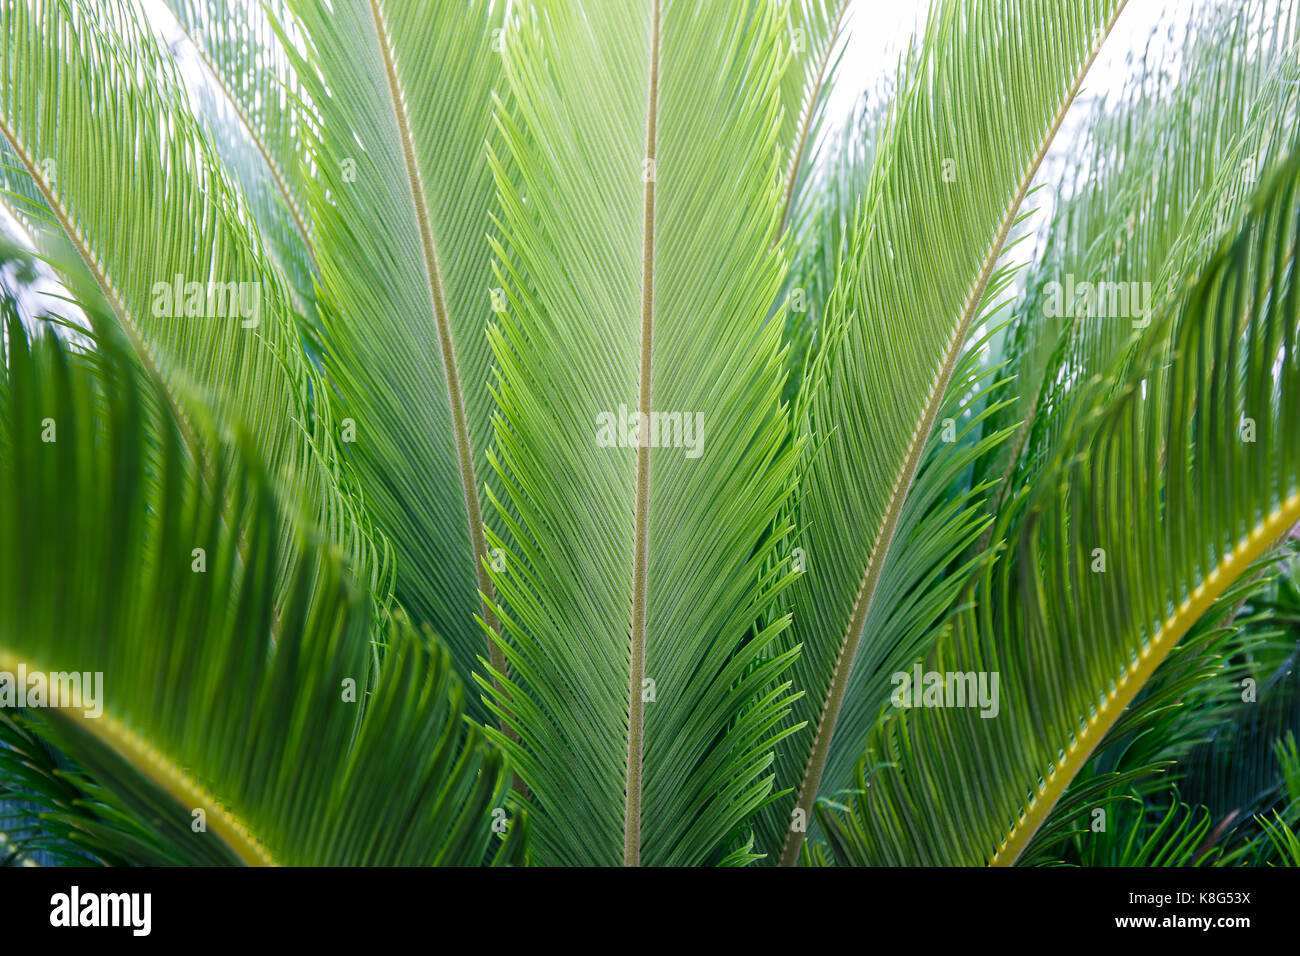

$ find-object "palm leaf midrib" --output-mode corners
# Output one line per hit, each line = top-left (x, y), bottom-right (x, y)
(623, 0), (661, 869)
(779, 0), (1132, 867)
(991, 491), (1300, 864)
(364, 0), (508, 689)
(0, 122), (210, 480)
(0, 649), (276, 866)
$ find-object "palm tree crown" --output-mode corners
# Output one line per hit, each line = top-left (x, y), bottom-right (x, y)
(2, 0), (1300, 868)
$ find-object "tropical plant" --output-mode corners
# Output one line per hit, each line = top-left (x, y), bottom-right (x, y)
(2, 0), (1300, 867)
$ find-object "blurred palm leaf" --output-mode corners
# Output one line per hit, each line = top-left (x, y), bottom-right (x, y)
(0, 303), (512, 865)
(0, 0), (390, 616)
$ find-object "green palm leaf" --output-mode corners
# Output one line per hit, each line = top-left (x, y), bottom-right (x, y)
(817, 146), (1300, 866)
(0, 306), (512, 866)
(985, 0), (1300, 524)
(162, 0), (316, 264)
(770, 0), (1126, 864)
(807, 333), (1017, 822)
(780, 82), (893, 406)
(479, 0), (802, 866)
(161, 0), (322, 329)
(0, 0), (388, 611)
(269, 0), (510, 701)
(776, 0), (849, 234)
(1183, 645), (1300, 824)
(1019, 564), (1274, 865)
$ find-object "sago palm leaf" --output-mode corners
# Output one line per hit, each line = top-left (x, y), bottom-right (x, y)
(817, 146), (1300, 866)
(1060, 797), (1230, 868)
(1, 708), (210, 865)
(780, 81), (892, 405)
(806, 330), (1017, 823)
(986, 0), (1300, 519)
(161, 0), (322, 325)
(0, 0), (388, 611)
(162, 0), (315, 265)
(769, 0), (1127, 864)
(1018, 564), (1277, 865)
(776, 0), (849, 234)
(479, 0), (802, 866)
(0, 305), (515, 866)
(262, 0), (510, 701)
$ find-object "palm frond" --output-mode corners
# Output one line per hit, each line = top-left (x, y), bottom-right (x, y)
(776, 0), (849, 235)
(479, 0), (802, 866)
(0, 304), (511, 866)
(161, 0), (323, 336)
(772, 0), (1126, 865)
(780, 80), (892, 406)
(162, 0), (316, 264)
(1181, 637), (1300, 824)
(0, 0), (390, 613)
(817, 145), (1300, 866)
(985, 0), (1300, 518)
(805, 329), (1017, 824)
(276, 0), (509, 698)
(1020, 563), (1278, 865)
